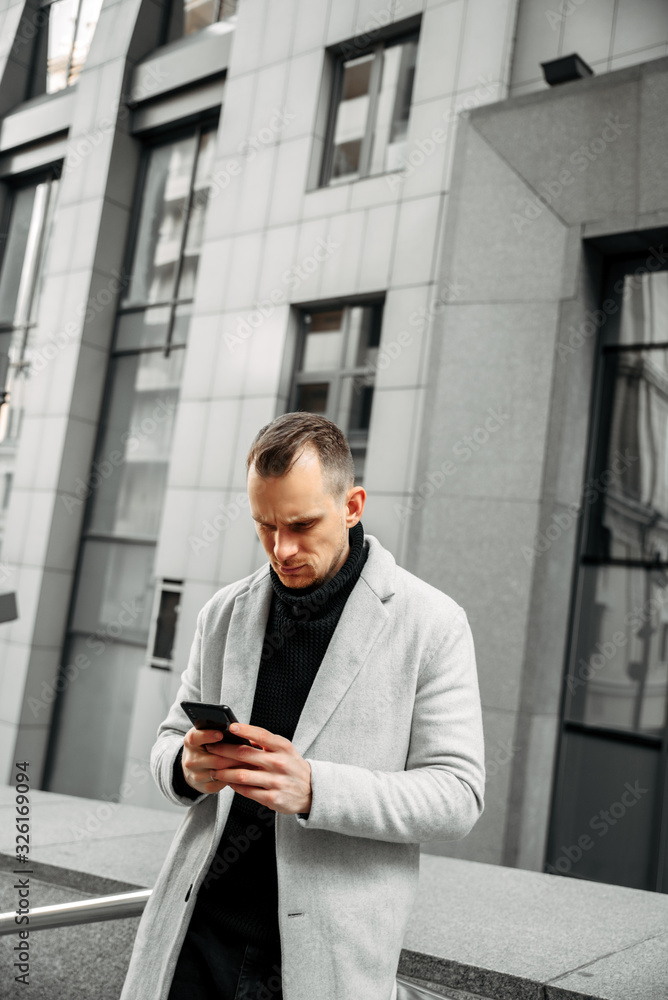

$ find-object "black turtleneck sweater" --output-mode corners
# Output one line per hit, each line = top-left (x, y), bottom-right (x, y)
(175, 521), (368, 948)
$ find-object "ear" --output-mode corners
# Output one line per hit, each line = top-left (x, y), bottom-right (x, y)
(345, 485), (366, 526)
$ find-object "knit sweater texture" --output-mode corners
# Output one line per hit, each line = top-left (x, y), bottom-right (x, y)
(174, 521), (368, 947)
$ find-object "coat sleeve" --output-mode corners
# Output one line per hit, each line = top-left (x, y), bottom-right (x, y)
(295, 608), (485, 843)
(150, 604), (210, 809)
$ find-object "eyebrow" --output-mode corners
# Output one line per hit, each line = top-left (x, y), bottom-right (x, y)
(252, 513), (322, 525)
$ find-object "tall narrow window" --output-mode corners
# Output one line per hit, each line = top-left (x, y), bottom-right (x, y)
(321, 30), (418, 187)
(548, 261), (668, 893)
(0, 175), (59, 548)
(164, 0), (237, 44)
(28, 0), (104, 97)
(44, 125), (216, 801)
(291, 302), (383, 483)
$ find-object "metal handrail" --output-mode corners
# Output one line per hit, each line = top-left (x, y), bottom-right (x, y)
(0, 888), (151, 935)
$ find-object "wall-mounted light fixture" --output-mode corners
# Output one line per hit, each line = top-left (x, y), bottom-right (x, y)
(541, 53), (594, 86)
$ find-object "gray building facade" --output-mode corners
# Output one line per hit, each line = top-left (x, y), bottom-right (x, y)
(0, 0), (667, 893)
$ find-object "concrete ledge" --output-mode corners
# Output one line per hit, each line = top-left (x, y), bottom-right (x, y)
(0, 787), (181, 889)
(401, 854), (668, 1000)
(1, 790), (666, 999)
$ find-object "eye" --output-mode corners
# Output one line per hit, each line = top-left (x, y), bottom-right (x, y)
(293, 522), (314, 531)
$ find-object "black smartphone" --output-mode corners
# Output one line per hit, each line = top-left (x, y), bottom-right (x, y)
(180, 701), (253, 747)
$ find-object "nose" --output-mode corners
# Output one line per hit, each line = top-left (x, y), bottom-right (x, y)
(273, 529), (300, 565)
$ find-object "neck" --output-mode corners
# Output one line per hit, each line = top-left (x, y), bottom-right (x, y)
(269, 521), (365, 609)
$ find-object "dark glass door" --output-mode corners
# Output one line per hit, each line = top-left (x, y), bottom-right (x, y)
(547, 255), (668, 892)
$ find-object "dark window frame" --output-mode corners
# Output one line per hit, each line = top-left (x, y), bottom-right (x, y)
(43, 119), (218, 795)
(26, 0), (104, 99)
(319, 17), (421, 188)
(0, 168), (60, 434)
(161, 0), (238, 47)
(547, 251), (668, 894)
(289, 297), (384, 485)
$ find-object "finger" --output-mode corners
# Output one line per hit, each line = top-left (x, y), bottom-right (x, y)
(212, 767), (273, 788)
(206, 742), (264, 761)
(228, 723), (292, 753)
(226, 784), (272, 805)
(186, 727), (223, 748)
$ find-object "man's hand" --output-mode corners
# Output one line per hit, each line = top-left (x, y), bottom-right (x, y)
(206, 723), (312, 815)
(181, 727), (232, 796)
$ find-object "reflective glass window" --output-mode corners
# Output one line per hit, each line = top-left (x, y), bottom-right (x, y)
(86, 350), (184, 538)
(29, 0), (104, 97)
(550, 260), (668, 893)
(369, 38), (418, 175)
(292, 302), (383, 483)
(0, 175), (58, 555)
(322, 30), (419, 187)
(45, 124), (217, 800)
(565, 564), (668, 736)
(122, 136), (199, 308)
(71, 538), (155, 641)
(165, 0), (237, 44)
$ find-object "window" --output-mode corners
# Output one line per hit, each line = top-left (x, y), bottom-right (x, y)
(291, 302), (382, 483)
(0, 177), (59, 446)
(547, 260), (668, 893)
(0, 175), (59, 553)
(148, 580), (183, 668)
(28, 0), (104, 97)
(44, 125), (216, 801)
(321, 31), (418, 187)
(164, 0), (237, 44)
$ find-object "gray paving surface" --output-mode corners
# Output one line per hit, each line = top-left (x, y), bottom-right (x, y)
(0, 872), (139, 1000)
(1, 790), (667, 999)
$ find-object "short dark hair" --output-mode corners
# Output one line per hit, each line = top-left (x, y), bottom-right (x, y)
(246, 412), (355, 500)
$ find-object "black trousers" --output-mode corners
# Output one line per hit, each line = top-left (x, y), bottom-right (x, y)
(167, 906), (283, 1000)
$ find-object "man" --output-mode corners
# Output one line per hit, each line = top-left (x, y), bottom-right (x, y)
(121, 412), (485, 1000)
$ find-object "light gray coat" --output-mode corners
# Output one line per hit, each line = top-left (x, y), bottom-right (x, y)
(121, 533), (485, 1000)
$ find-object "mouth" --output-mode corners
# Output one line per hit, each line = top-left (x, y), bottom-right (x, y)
(277, 564), (306, 574)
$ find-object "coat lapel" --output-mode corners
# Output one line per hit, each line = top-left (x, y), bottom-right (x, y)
(220, 535), (396, 756)
(291, 575), (389, 756)
(219, 571), (273, 725)
(291, 534), (396, 757)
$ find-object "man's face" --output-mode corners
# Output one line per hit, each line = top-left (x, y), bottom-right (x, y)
(247, 446), (365, 590)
